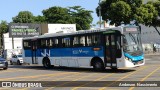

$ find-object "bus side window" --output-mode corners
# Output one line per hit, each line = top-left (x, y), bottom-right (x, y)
(73, 36), (85, 47)
(62, 37), (70, 47)
(23, 40), (31, 49)
(93, 35), (101, 46)
(80, 36), (85, 46)
(73, 36), (79, 47)
(116, 35), (122, 58)
(87, 36), (92, 46)
(52, 38), (59, 47)
(49, 38), (53, 47)
(86, 35), (101, 46)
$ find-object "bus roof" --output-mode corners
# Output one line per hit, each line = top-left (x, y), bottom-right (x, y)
(23, 26), (137, 40)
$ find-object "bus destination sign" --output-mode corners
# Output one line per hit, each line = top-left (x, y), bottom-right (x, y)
(124, 27), (138, 33)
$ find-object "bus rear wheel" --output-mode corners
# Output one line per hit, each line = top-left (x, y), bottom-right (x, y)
(93, 61), (105, 71)
(43, 58), (52, 69)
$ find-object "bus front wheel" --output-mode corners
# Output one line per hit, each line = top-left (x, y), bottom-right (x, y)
(93, 61), (105, 71)
(43, 58), (52, 69)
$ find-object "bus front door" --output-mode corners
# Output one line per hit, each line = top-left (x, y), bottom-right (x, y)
(104, 33), (121, 68)
(31, 41), (38, 64)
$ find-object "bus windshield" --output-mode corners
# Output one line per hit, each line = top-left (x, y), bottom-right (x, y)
(123, 33), (142, 53)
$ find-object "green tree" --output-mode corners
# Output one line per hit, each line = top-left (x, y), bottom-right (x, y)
(145, 0), (160, 35)
(69, 6), (93, 30)
(0, 21), (8, 49)
(42, 6), (93, 30)
(96, 0), (142, 26)
(42, 6), (73, 24)
(12, 11), (35, 23)
(34, 15), (46, 23)
(108, 1), (131, 26)
(134, 1), (160, 35)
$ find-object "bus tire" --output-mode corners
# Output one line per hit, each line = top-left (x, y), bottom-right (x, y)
(43, 58), (52, 69)
(93, 60), (105, 71)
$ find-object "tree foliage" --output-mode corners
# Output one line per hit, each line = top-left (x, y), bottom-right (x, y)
(12, 11), (35, 23)
(42, 6), (73, 24)
(96, 0), (142, 26)
(34, 15), (46, 23)
(134, 3), (158, 26)
(0, 20), (8, 34)
(42, 6), (93, 30)
(12, 6), (93, 30)
(0, 20), (8, 48)
(97, 0), (160, 35)
(69, 6), (93, 30)
(109, 1), (131, 26)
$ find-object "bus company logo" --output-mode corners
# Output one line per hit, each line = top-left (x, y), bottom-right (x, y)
(73, 49), (89, 54)
(41, 49), (50, 57)
(2, 82), (12, 87)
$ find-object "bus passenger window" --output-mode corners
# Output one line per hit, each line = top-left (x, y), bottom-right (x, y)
(73, 36), (85, 47)
(23, 40), (31, 49)
(87, 35), (101, 46)
(41, 39), (46, 48)
(62, 37), (70, 47)
(73, 37), (78, 47)
(87, 36), (92, 46)
(80, 36), (85, 46)
(49, 39), (53, 47)
(53, 38), (59, 47)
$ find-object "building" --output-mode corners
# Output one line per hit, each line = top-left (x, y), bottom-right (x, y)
(3, 23), (76, 59)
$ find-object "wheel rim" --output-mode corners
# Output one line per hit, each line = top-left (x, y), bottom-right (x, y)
(44, 60), (50, 68)
(94, 62), (102, 69)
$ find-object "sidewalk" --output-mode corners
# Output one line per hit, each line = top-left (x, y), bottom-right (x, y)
(144, 52), (160, 56)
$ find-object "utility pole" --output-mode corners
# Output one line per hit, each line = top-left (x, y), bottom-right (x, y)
(99, 0), (102, 28)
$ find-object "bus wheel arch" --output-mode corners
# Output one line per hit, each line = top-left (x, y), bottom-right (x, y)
(91, 57), (105, 71)
(42, 57), (52, 69)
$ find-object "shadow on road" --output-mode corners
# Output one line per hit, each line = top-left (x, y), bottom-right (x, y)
(8, 65), (136, 73)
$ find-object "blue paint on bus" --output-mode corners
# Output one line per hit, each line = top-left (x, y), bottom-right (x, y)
(124, 53), (144, 61)
(24, 46), (104, 57)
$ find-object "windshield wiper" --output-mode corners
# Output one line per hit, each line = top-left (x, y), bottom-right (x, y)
(129, 33), (137, 44)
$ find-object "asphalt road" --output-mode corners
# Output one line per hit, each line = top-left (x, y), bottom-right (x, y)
(0, 55), (160, 90)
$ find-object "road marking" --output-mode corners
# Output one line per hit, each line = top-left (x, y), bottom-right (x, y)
(98, 66), (147, 90)
(72, 73), (114, 90)
(129, 66), (160, 90)
(0, 69), (30, 74)
(19, 72), (83, 90)
(0, 72), (76, 81)
(52, 72), (81, 81)
(45, 73), (99, 90)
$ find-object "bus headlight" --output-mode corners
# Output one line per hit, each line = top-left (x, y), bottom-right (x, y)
(125, 57), (129, 60)
(125, 57), (132, 62)
(129, 59), (132, 62)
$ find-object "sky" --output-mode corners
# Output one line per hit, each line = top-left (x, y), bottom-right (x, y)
(0, 0), (100, 25)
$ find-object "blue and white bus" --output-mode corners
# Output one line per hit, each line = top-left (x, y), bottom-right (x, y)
(22, 26), (145, 70)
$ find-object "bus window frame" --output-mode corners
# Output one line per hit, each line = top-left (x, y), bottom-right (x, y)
(86, 33), (102, 47)
(23, 40), (31, 49)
